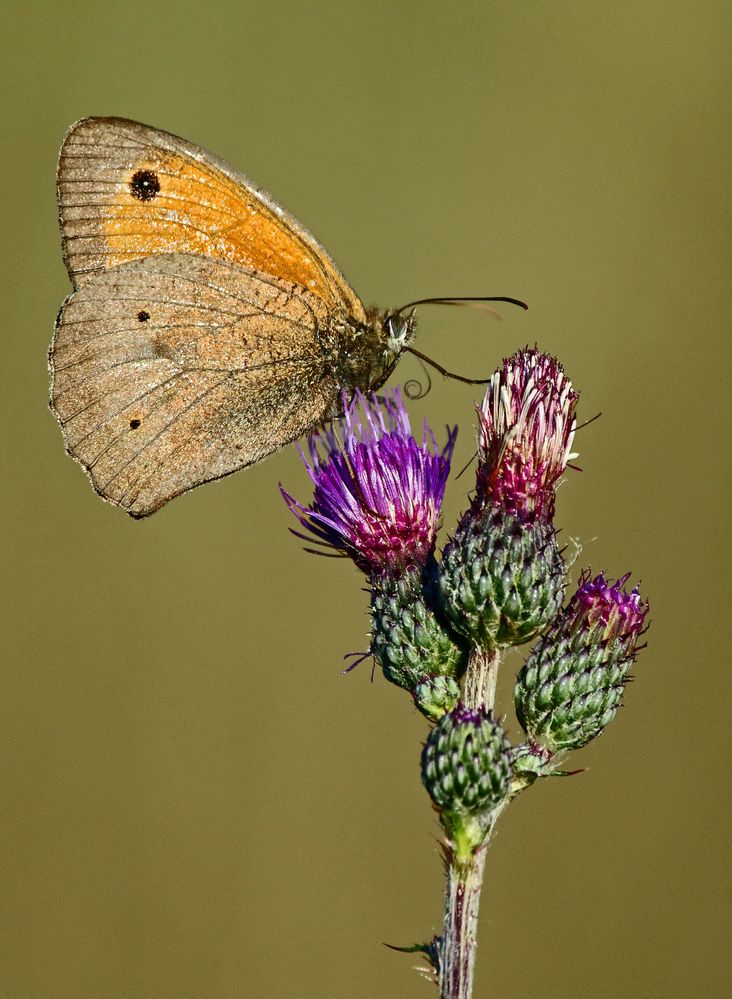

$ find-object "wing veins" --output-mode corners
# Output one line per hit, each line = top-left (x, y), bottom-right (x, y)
(55, 351), (317, 412)
(53, 321), (235, 369)
(59, 373), (181, 427)
(60, 299), (248, 323)
(60, 285), (318, 333)
(62, 178), (242, 214)
(100, 372), (236, 494)
(65, 215), (233, 246)
(86, 368), (238, 473)
(124, 374), (309, 510)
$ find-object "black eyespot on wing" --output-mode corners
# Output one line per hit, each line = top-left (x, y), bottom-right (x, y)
(137, 310), (150, 322)
(129, 170), (160, 202)
(129, 419), (141, 430)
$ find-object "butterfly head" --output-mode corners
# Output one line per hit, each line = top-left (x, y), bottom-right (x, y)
(367, 308), (418, 392)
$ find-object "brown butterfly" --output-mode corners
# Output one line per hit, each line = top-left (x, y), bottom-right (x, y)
(50, 117), (524, 517)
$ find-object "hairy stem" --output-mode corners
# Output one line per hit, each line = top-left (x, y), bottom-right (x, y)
(463, 646), (500, 712)
(438, 647), (502, 999)
(440, 847), (488, 999)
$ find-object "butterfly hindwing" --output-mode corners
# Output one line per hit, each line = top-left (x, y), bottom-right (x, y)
(50, 254), (338, 516)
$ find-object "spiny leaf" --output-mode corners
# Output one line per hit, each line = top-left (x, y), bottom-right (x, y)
(384, 936), (441, 973)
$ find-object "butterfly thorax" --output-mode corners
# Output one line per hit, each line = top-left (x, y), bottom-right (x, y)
(324, 308), (416, 402)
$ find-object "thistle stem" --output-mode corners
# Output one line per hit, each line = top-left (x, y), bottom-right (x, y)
(463, 646), (500, 712)
(440, 847), (487, 999)
(438, 647), (502, 999)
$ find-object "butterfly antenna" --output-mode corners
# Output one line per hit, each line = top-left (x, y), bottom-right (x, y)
(395, 295), (528, 315)
(397, 294), (528, 385)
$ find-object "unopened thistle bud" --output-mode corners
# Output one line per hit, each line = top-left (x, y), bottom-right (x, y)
(412, 674), (461, 721)
(371, 568), (467, 693)
(283, 389), (465, 693)
(439, 349), (578, 649)
(421, 706), (513, 816)
(515, 571), (649, 752)
(440, 506), (565, 648)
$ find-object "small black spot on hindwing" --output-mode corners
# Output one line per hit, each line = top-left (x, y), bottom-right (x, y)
(129, 419), (141, 430)
(137, 310), (150, 322)
(129, 170), (160, 202)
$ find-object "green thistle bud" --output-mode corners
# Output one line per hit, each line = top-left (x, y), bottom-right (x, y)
(515, 571), (649, 752)
(371, 567), (467, 692)
(421, 706), (513, 816)
(413, 674), (461, 720)
(438, 506), (565, 650)
(438, 348), (577, 651)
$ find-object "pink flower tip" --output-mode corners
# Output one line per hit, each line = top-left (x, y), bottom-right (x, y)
(569, 570), (649, 643)
(477, 348), (579, 520)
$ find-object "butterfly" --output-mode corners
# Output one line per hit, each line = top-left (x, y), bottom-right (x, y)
(50, 117), (524, 517)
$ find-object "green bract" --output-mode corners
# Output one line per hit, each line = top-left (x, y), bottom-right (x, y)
(515, 572), (648, 752)
(371, 567), (467, 693)
(438, 506), (565, 650)
(413, 674), (461, 721)
(421, 706), (512, 815)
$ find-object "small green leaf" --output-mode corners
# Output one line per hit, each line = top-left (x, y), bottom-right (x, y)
(384, 936), (441, 972)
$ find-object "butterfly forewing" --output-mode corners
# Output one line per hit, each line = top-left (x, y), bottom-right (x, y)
(50, 254), (338, 516)
(57, 117), (367, 321)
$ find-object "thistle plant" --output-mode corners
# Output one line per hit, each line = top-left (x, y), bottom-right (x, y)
(282, 355), (649, 999)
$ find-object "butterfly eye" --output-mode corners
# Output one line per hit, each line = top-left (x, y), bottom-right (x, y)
(385, 314), (413, 351)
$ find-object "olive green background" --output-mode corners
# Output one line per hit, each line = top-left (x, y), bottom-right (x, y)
(2, 2), (729, 997)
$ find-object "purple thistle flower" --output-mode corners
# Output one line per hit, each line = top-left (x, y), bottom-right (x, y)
(281, 389), (457, 576)
(477, 348), (579, 520)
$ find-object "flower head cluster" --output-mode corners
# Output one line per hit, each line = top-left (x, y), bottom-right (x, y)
(565, 570), (649, 647)
(477, 348), (579, 520)
(282, 389), (456, 577)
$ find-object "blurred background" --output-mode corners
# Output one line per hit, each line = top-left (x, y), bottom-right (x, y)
(2, 2), (729, 996)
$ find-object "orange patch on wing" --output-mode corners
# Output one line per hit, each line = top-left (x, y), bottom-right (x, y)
(103, 153), (337, 302)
